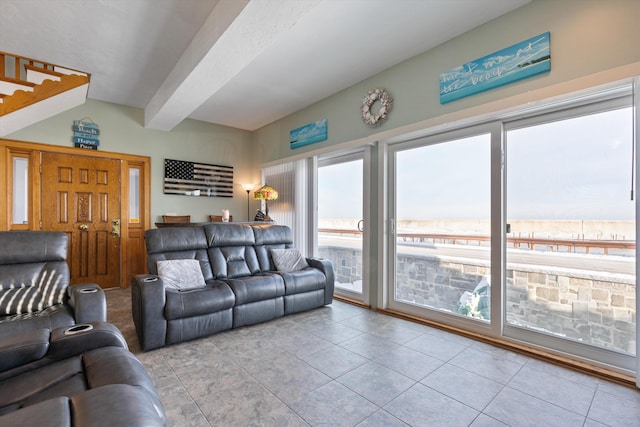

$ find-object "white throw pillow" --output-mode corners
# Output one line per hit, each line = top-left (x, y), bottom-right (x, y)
(270, 248), (309, 272)
(157, 259), (206, 290)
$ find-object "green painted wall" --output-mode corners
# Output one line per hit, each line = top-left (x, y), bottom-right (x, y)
(7, 99), (260, 223)
(253, 0), (640, 164)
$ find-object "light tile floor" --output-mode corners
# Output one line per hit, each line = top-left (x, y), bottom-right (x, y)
(136, 300), (640, 426)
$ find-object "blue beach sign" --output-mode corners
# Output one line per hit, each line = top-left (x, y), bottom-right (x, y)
(72, 119), (100, 149)
(290, 119), (328, 149)
(440, 32), (550, 104)
(72, 122), (99, 135)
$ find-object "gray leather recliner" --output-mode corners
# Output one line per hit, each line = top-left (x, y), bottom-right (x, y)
(0, 230), (166, 426)
(0, 231), (107, 338)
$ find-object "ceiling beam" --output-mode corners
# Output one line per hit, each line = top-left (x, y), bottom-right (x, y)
(144, 0), (321, 132)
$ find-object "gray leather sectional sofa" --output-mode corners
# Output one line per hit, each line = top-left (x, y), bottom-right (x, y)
(131, 223), (335, 351)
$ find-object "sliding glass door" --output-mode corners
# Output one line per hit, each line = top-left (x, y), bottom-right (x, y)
(387, 89), (636, 373)
(504, 103), (635, 369)
(388, 127), (495, 330)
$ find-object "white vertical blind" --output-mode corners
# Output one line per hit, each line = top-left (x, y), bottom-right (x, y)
(262, 159), (308, 252)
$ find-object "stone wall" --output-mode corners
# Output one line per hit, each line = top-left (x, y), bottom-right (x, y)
(319, 246), (362, 285)
(506, 268), (636, 354)
(395, 253), (489, 314)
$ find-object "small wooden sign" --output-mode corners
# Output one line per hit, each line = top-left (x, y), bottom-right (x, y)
(72, 136), (100, 146)
(73, 120), (99, 131)
(75, 143), (98, 150)
(73, 131), (100, 140)
(72, 119), (100, 150)
(72, 124), (99, 135)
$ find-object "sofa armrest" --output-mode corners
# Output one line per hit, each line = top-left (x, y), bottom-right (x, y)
(0, 385), (166, 427)
(0, 329), (50, 373)
(67, 283), (107, 323)
(46, 322), (128, 361)
(0, 323), (128, 379)
(131, 274), (168, 351)
(0, 397), (71, 426)
(72, 384), (166, 427)
(307, 257), (335, 305)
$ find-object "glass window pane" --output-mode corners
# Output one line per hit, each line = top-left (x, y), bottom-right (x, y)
(506, 107), (635, 355)
(318, 159), (363, 295)
(12, 157), (28, 225)
(395, 134), (491, 321)
(129, 168), (140, 223)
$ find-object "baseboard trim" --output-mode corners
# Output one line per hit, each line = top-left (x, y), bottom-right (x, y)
(375, 307), (636, 389)
(333, 294), (371, 309)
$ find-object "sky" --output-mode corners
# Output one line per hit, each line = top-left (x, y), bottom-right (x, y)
(319, 106), (634, 221)
(506, 107), (633, 221)
(318, 160), (363, 219)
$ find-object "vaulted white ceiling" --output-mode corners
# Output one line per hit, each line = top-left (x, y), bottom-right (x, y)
(0, 0), (530, 131)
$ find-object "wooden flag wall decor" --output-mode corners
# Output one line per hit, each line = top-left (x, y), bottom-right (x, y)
(164, 159), (234, 198)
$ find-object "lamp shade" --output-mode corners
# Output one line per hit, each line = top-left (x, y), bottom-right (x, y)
(253, 185), (278, 201)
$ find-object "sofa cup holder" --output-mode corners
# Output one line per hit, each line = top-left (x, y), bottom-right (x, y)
(79, 288), (99, 293)
(63, 324), (94, 335)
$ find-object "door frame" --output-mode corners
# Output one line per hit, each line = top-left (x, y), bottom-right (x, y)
(0, 138), (151, 288)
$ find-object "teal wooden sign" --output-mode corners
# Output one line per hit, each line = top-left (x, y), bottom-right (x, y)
(439, 32), (551, 104)
(72, 136), (99, 145)
(72, 119), (100, 149)
(290, 119), (327, 149)
(72, 125), (99, 135)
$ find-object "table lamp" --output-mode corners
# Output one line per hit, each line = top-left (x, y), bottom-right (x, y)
(253, 184), (278, 221)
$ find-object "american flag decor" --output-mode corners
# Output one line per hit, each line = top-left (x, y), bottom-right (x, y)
(164, 159), (233, 197)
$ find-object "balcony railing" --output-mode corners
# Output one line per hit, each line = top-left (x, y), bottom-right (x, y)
(318, 228), (635, 255)
(0, 51), (88, 81)
(0, 51), (90, 118)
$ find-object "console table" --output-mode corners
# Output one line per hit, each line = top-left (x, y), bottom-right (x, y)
(155, 221), (272, 228)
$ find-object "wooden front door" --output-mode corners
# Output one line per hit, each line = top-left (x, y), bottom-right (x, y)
(41, 152), (122, 288)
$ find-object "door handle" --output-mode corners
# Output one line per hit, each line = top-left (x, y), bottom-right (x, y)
(79, 224), (88, 231)
(357, 219), (364, 232)
(111, 219), (121, 238)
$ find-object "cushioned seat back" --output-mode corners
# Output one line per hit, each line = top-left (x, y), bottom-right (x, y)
(0, 231), (69, 316)
(252, 225), (294, 272)
(144, 227), (213, 280)
(203, 224), (260, 279)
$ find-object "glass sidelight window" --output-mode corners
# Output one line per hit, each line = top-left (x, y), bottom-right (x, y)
(12, 157), (29, 225)
(129, 167), (140, 223)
